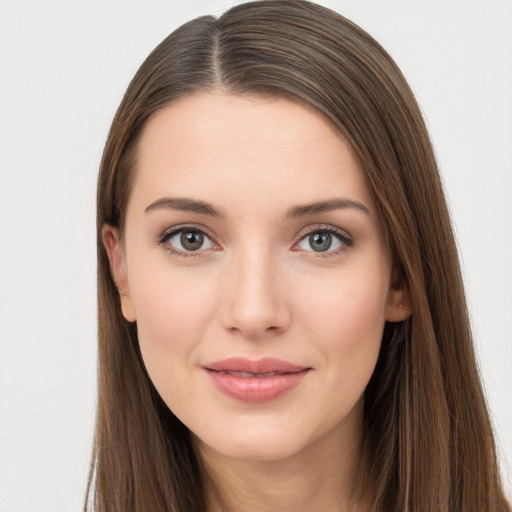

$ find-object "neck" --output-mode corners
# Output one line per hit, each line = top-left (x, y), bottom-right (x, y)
(195, 403), (372, 512)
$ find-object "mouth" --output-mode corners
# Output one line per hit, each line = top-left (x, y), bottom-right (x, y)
(203, 356), (310, 374)
(202, 357), (311, 402)
(214, 370), (293, 377)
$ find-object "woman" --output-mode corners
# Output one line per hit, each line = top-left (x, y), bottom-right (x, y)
(85, 1), (510, 511)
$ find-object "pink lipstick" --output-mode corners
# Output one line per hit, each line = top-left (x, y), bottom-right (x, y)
(202, 357), (311, 402)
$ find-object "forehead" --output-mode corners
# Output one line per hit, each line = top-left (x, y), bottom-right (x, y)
(130, 91), (374, 215)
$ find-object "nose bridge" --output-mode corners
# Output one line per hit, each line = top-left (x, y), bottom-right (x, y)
(221, 240), (289, 339)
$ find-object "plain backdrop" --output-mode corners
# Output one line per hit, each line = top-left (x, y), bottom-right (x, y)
(0, 1), (511, 511)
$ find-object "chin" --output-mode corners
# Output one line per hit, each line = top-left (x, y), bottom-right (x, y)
(191, 415), (331, 464)
(197, 434), (306, 463)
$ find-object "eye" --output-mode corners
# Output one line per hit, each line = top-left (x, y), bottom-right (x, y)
(295, 228), (352, 254)
(159, 227), (216, 255)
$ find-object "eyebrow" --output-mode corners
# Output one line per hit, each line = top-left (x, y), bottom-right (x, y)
(285, 198), (370, 218)
(144, 196), (370, 219)
(144, 197), (224, 217)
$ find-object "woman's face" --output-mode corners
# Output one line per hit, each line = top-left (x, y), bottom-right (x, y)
(105, 92), (409, 462)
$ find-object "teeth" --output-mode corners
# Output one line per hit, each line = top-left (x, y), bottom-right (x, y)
(219, 371), (280, 377)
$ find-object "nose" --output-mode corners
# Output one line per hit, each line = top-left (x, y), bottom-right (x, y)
(220, 249), (291, 340)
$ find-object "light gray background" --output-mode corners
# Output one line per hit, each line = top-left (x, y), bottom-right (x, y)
(0, 1), (511, 511)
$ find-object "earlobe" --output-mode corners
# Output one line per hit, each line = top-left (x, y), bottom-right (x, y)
(102, 225), (136, 322)
(385, 270), (412, 323)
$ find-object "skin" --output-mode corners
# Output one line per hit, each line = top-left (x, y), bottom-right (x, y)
(104, 92), (411, 512)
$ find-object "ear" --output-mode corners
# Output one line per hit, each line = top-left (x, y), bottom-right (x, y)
(385, 268), (412, 322)
(102, 224), (136, 322)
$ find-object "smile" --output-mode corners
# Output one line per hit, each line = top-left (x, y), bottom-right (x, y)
(202, 357), (311, 403)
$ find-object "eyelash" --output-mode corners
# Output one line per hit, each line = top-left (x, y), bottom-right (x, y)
(157, 224), (354, 258)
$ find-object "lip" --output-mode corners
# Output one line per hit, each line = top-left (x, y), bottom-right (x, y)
(202, 357), (311, 403)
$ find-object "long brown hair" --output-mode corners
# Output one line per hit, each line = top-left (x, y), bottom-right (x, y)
(86, 1), (510, 511)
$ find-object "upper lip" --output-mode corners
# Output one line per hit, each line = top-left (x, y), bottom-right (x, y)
(203, 357), (310, 374)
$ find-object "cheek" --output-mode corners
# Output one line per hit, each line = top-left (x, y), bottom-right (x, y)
(127, 261), (218, 383)
(301, 269), (388, 338)
(296, 265), (389, 384)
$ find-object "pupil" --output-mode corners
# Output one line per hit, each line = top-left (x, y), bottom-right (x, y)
(310, 232), (332, 252)
(181, 231), (203, 251)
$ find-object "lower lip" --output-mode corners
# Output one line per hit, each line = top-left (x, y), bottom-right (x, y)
(205, 369), (310, 403)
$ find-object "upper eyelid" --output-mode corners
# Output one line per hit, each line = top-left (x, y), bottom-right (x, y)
(159, 223), (217, 241)
(294, 224), (353, 241)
